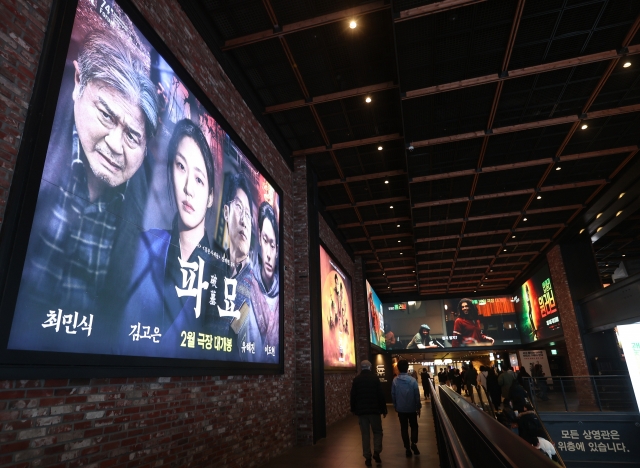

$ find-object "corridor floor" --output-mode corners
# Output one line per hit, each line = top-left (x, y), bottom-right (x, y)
(263, 401), (440, 468)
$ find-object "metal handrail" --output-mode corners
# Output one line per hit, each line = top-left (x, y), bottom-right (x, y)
(439, 385), (559, 467)
(524, 375), (637, 413)
(428, 379), (473, 468)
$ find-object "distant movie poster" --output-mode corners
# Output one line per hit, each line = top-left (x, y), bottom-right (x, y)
(5, 0), (281, 364)
(320, 245), (356, 369)
(366, 280), (385, 349)
(383, 296), (521, 350)
(515, 264), (562, 344)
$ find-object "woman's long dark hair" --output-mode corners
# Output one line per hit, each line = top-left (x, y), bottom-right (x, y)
(457, 298), (478, 321)
(166, 119), (214, 210)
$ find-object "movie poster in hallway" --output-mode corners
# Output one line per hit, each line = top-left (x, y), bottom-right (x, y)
(382, 296), (521, 350)
(515, 263), (562, 344)
(366, 280), (385, 350)
(320, 245), (356, 369)
(2, 0), (282, 366)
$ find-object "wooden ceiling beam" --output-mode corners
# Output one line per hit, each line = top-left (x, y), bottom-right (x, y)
(223, 1), (389, 50)
(347, 232), (414, 243)
(410, 103), (640, 148)
(293, 133), (402, 156)
(326, 196), (409, 211)
(395, 0), (487, 23)
(410, 146), (637, 183)
(404, 44), (640, 100)
(318, 169), (406, 187)
(413, 180), (604, 209)
(265, 81), (397, 114)
(338, 217), (411, 229)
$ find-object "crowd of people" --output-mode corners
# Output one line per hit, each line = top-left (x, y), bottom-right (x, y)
(351, 359), (558, 466)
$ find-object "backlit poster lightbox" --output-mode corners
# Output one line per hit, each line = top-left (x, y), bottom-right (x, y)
(0, 0), (282, 372)
(320, 245), (356, 369)
(615, 324), (640, 412)
(515, 264), (562, 344)
(366, 280), (385, 350)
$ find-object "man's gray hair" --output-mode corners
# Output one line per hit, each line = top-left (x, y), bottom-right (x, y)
(76, 29), (158, 137)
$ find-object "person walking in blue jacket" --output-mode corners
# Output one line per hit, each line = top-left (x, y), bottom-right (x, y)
(391, 359), (422, 457)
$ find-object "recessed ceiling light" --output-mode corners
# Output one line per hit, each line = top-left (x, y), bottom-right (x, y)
(556, 167), (561, 171)
(378, 146), (383, 151)
(581, 124), (588, 130)
(413, 270), (415, 272)
(512, 235), (516, 238)
(384, 180), (389, 184)
(596, 213), (603, 219)
(390, 205), (394, 209)
(580, 228), (585, 234)
(619, 192), (625, 199)
(349, 20), (357, 29)
(365, 96), (371, 103)
(490, 269), (493, 272)
(388, 286), (390, 288)
(623, 254), (626, 257)
(474, 290), (477, 292)
(523, 218), (528, 221)
(597, 227), (603, 232)
(537, 195), (541, 199)
(383, 273), (385, 275)
(398, 240), (401, 243)
(397, 224), (400, 227)
(623, 61), (632, 68)
(503, 249), (507, 251)
(606, 264), (609, 267)
(400, 252), (403, 255)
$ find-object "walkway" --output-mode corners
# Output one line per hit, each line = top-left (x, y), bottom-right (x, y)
(263, 402), (440, 468)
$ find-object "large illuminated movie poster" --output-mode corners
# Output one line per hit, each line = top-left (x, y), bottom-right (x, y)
(3, 0), (281, 365)
(615, 324), (640, 412)
(383, 296), (521, 350)
(515, 264), (562, 344)
(366, 280), (385, 350)
(320, 245), (356, 369)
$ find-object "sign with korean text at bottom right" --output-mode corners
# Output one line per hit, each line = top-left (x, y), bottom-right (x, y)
(543, 417), (640, 464)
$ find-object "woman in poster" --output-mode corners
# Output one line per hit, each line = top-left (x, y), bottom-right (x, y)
(115, 119), (226, 357)
(451, 298), (494, 347)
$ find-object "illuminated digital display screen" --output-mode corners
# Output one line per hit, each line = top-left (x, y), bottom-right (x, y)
(382, 296), (521, 350)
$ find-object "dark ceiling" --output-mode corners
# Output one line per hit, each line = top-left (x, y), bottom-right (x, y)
(182, 0), (640, 296)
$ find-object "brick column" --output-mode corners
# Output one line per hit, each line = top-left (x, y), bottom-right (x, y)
(547, 245), (598, 410)
(293, 156), (314, 444)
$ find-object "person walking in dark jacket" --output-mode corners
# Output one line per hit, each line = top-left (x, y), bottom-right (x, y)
(351, 360), (388, 466)
(464, 364), (478, 404)
(392, 359), (422, 458)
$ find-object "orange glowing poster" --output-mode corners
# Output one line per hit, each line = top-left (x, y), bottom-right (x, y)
(320, 245), (356, 369)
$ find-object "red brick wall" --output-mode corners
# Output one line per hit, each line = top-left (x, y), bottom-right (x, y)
(318, 215), (367, 426)
(0, 0), (300, 466)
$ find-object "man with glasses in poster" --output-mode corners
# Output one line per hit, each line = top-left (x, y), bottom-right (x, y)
(9, 28), (158, 351)
(220, 173), (264, 362)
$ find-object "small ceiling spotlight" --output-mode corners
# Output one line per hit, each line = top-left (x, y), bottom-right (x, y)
(390, 205), (394, 209)
(581, 124), (588, 130)
(400, 252), (403, 255)
(615, 210), (623, 217)
(503, 249), (507, 251)
(397, 224), (400, 227)
(523, 217), (528, 221)
(537, 195), (542, 199)
(597, 227), (603, 232)
(378, 146), (383, 151)
(623, 61), (632, 68)
(349, 20), (357, 29)
(384, 180), (389, 184)
(556, 166), (561, 171)
(398, 240), (401, 243)
(596, 213), (603, 219)
(623, 254), (626, 257)
(365, 96), (371, 103)
(512, 235), (516, 238)
(580, 228), (585, 234)
(619, 192), (625, 199)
